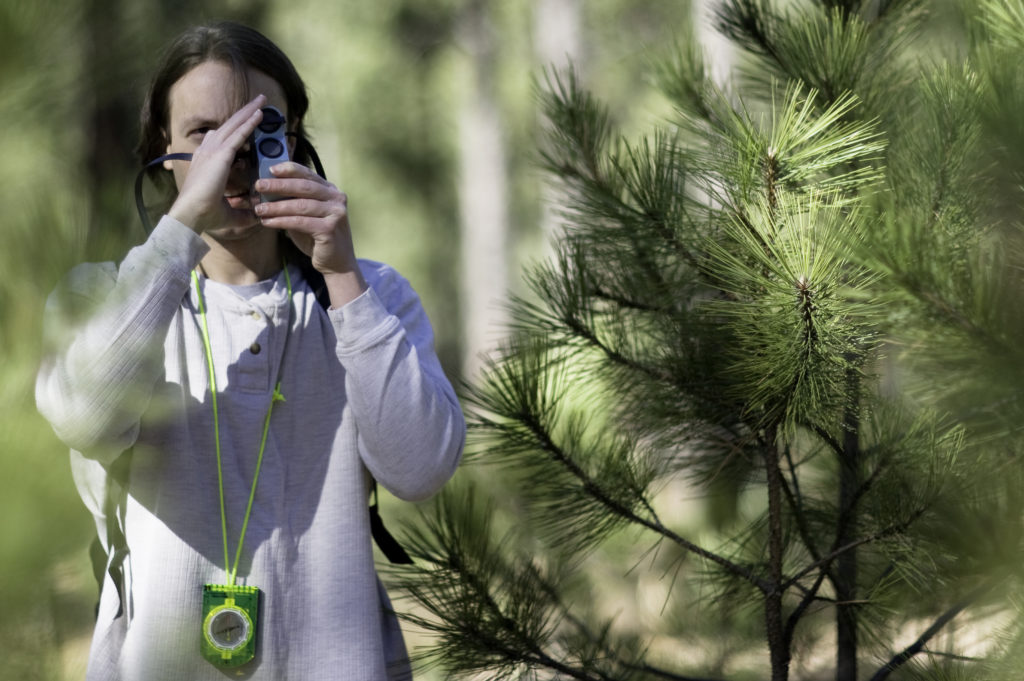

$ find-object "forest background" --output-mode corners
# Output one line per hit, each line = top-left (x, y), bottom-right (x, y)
(0, 0), (697, 677)
(0, 0), (987, 680)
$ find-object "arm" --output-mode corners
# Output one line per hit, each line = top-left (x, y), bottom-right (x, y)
(331, 264), (465, 502)
(38, 97), (265, 457)
(252, 160), (464, 498)
(35, 217), (208, 460)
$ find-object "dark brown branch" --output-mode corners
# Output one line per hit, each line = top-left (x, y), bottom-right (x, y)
(516, 409), (772, 592)
(522, 562), (725, 681)
(783, 509), (925, 591)
(785, 568), (831, 650)
(763, 431), (793, 680)
(869, 583), (993, 681)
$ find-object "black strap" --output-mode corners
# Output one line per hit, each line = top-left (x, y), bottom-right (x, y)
(370, 482), (413, 565)
(134, 153), (193, 234)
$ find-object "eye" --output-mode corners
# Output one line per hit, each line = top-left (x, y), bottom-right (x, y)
(189, 126), (213, 140)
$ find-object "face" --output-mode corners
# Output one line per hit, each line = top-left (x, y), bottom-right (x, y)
(163, 60), (290, 238)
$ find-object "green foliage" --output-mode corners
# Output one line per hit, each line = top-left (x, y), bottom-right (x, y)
(6, 2), (706, 679)
(14, 0), (1024, 679)
(387, 1), (1024, 680)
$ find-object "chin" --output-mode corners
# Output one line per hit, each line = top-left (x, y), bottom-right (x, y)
(206, 213), (265, 241)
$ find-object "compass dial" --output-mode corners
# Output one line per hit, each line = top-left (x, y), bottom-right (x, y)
(206, 606), (252, 651)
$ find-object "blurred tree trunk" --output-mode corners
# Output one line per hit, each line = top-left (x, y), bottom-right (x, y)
(693, 0), (733, 85)
(82, 0), (139, 256)
(533, 0), (582, 245)
(457, 0), (510, 380)
(81, 0), (271, 257)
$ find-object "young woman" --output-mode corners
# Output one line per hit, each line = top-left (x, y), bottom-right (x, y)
(36, 21), (464, 680)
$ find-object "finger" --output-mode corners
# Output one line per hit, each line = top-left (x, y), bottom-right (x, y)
(217, 94), (267, 140)
(256, 196), (343, 220)
(219, 114), (262, 157)
(203, 95), (267, 156)
(267, 161), (327, 182)
(255, 177), (336, 201)
(257, 215), (332, 233)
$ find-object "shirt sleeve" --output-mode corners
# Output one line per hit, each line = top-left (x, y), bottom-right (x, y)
(35, 216), (209, 461)
(329, 264), (465, 502)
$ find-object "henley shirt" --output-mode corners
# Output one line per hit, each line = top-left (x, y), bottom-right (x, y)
(36, 215), (465, 680)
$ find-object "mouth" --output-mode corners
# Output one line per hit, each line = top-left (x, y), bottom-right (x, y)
(224, 189), (256, 210)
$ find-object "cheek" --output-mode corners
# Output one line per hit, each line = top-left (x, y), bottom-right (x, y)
(163, 134), (198, 189)
(170, 162), (189, 190)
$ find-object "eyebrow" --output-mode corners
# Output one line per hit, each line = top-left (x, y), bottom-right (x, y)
(177, 116), (223, 133)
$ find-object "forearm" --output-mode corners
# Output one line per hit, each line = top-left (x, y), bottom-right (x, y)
(36, 216), (208, 456)
(323, 269), (368, 310)
(332, 284), (464, 501)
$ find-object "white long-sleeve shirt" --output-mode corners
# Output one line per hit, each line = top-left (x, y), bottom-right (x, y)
(36, 215), (465, 680)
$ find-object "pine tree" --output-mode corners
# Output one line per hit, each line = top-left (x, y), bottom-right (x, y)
(385, 1), (1024, 679)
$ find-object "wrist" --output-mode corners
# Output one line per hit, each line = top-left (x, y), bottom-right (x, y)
(323, 270), (368, 309)
(168, 202), (205, 234)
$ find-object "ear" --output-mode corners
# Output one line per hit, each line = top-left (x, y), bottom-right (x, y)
(287, 128), (298, 157)
(162, 129), (174, 171)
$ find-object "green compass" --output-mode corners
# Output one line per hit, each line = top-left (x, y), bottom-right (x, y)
(201, 584), (260, 667)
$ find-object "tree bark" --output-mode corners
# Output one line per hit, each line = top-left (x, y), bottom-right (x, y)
(533, 0), (583, 247)
(836, 372), (861, 681)
(457, 0), (510, 380)
(764, 437), (791, 681)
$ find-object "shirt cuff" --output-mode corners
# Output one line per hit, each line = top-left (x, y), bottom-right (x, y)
(329, 286), (401, 355)
(147, 215), (210, 275)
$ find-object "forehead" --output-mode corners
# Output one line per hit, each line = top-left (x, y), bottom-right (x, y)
(166, 60), (288, 129)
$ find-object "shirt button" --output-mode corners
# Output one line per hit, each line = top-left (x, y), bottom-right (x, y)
(250, 311), (261, 320)
(250, 342), (261, 354)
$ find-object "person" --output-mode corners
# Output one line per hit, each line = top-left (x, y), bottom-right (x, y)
(35, 20), (465, 681)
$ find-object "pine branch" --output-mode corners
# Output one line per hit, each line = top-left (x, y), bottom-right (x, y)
(396, 495), (735, 681)
(762, 428), (793, 679)
(782, 508), (926, 591)
(716, 0), (785, 65)
(513, 405), (772, 592)
(588, 282), (671, 314)
(525, 563), (728, 681)
(554, 307), (674, 391)
(391, 493), (624, 681)
(777, 455), (827, 574)
(622, 663), (727, 681)
(784, 568), (832, 650)
(868, 582), (994, 681)
(808, 422), (845, 458)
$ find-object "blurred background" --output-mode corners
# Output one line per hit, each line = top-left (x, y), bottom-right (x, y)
(0, 0), (698, 677)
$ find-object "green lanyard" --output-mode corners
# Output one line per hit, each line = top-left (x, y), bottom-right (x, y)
(191, 265), (292, 586)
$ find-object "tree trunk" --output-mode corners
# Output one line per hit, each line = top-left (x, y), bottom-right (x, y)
(764, 437), (791, 681)
(836, 373), (861, 681)
(457, 0), (510, 380)
(533, 0), (583, 247)
(694, 0), (735, 87)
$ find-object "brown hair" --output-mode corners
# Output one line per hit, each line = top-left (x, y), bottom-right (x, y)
(136, 21), (311, 179)
(137, 21), (325, 291)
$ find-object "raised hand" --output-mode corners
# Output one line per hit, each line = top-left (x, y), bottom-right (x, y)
(254, 162), (368, 305)
(167, 94), (267, 233)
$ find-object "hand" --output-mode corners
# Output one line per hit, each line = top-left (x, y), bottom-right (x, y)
(254, 163), (369, 305)
(167, 95), (267, 233)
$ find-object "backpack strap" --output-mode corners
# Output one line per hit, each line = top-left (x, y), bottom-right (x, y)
(369, 481), (413, 564)
(90, 448), (133, 619)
